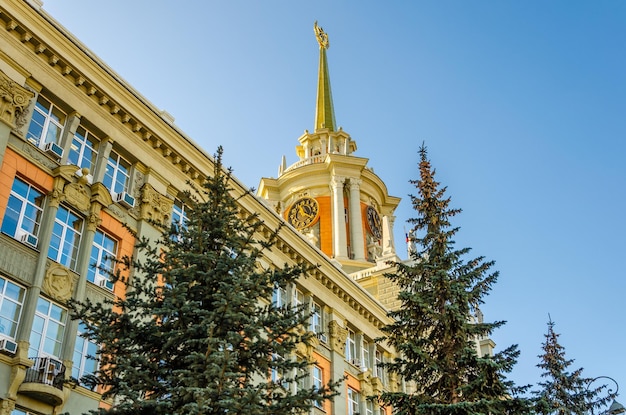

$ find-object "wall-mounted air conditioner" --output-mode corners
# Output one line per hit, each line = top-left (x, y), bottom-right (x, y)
(43, 142), (64, 159)
(0, 338), (18, 355)
(19, 231), (38, 248)
(115, 191), (135, 209)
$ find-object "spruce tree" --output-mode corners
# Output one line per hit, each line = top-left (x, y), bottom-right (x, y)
(68, 147), (338, 415)
(378, 145), (531, 415)
(534, 317), (614, 415)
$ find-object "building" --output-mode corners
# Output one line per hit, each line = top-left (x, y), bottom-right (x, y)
(0, 1), (403, 414)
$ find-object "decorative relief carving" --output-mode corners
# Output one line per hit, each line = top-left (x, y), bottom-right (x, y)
(359, 370), (373, 397)
(129, 170), (145, 217)
(20, 142), (57, 170)
(64, 182), (91, 213)
(328, 320), (348, 355)
(0, 69), (34, 129)
(0, 236), (37, 284)
(86, 210), (102, 232)
(140, 183), (174, 224)
(43, 263), (75, 302)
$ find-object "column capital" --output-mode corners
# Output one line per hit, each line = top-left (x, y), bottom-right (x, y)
(330, 175), (345, 188)
(347, 177), (362, 190)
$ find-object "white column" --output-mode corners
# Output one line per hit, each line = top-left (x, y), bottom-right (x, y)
(381, 214), (397, 257)
(347, 178), (365, 261)
(330, 176), (348, 259)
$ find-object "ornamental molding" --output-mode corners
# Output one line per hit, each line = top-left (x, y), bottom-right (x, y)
(43, 262), (76, 302)
(139, 183), (174, 224)
(328, 320), (348, 355)
(0, 68), (33, 129)
(0, 6), (204, 184)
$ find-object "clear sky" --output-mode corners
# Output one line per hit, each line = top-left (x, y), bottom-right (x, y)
(42, 0), (626, 400)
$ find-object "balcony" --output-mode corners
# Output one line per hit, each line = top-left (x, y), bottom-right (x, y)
(18, 356), (66, 405)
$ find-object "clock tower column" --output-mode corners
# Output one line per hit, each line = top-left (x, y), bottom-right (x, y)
(347, 178), (365, 261)
(330, 176), (348, 259)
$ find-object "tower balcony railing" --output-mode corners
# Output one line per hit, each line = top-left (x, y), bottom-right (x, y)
(282, 155), (326, 175)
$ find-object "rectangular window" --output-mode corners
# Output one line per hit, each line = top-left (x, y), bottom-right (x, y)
(375, 349), (385, 381)
(346, 329), (356, 363)
(313, 365), (323, 409)
(365, 400), (374, 415)
(73, 321), (98, 385)
(29, 297), (67, 359)
(103, 149), (131, 196)
(362, 340), (371, 371)
(26, 95), (66, 147)
(310, 301), (326, 342)
(348, 387), (360, 415)
(171, 198), (188, 239)
(0, 276), (25, 340)
(272, 284), (287, 307)
(68, 125), (99, 172)
(88, 230), (117, 290)
(11, 409), (36, 415)
(1, 178), (45, 244)
(48, 206), (83, 270)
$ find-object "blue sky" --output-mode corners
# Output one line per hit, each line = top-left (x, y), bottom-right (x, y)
(43, 0), (626, 399)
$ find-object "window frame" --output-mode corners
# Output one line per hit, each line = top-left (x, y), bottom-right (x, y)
(313, 365), (324, 409)
(26, 94), (66, 148)
(68, 124), (99, 172)
(29, 297), (67, 359)
(48, 205), (83, 271)
(0, 177), (45, 243)
(348, 387), (360, 415)
(103, 149), (131, 196)
(72, 321), (99, 386)
(88, 229), (117, 290)
(346, 328), (356, 363)
(0, 276), (26, 341)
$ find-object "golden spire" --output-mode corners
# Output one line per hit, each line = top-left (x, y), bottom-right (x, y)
(313, 21), (336, 132)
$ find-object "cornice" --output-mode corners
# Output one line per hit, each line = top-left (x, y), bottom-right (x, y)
(0, 2), (213, 185)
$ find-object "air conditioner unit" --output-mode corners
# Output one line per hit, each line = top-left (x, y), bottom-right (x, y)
(98, 278), (112, 289)
(115, 191), (135, 209)
(43, 142), (64, 159)
(0, 338), (18, 355)
(19, 232), (38, 248)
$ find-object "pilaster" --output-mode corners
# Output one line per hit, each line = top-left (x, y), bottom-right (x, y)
(330, 176), (347, 259)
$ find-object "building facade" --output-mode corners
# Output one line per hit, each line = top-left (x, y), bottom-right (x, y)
(0, 1), (401, 414)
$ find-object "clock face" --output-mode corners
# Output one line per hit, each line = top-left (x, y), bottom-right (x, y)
(366, 206), (382, 240)
(287, 197), (320, 230)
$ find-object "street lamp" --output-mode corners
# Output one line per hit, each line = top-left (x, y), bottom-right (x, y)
(588, 376), (624, 415)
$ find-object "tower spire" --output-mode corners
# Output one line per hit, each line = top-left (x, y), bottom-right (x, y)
(314, 21), (336, 132)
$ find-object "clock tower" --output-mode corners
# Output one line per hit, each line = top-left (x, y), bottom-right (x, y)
(257, 22), (401, 274)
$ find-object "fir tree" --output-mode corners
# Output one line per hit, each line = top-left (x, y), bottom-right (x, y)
(377, 145), (531, 415)
(68, 147), (338, 415)
(534, 317), (614, 415)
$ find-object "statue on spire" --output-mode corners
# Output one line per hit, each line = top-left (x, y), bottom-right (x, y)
(314, 21), (330, 49)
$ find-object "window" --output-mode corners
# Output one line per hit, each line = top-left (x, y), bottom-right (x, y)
(346, 329), (356, 363)
(88, 230), (117, 290)
(1, 178), (44, 243)
(362, 340), (371, 371)
(29, 297), (67, 359)
(313, 365), (323, 409)
(73, 321), (98, 385)
(0, 276), (25, 340)
(375, 349), (385, 381)
(48, 206), (83, 270)
(11, 409), (36, 415)
(26, 95), (66, 147)
(348, 387), (360, 415)
(103, 149), (131, 196)
(68, 125), (98, 172)
(272, 284), (287, 307)
(172, 199), (188, 230)
(365, 400), (374, 415)
(270, 353), (287, 389)
(292, 288), (304, 316)
(310, 301), (326, 342)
